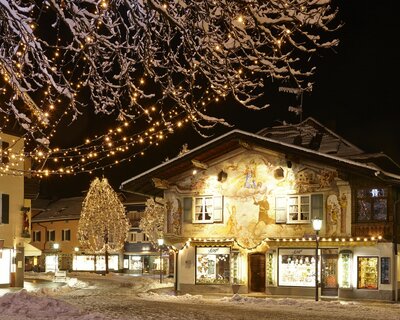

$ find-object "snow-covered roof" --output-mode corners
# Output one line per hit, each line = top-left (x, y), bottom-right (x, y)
(257, 117), (364, 158)
(31, 197), (84, 222)
(120, 124), (400, 196)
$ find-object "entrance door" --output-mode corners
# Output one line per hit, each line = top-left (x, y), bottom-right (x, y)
(249, 253), (265, 292)
(321, 249), (339, 297)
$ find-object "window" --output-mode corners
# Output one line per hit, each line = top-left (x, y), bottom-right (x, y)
(278, 248), (317, 287)
(357, 256), (378, 289)
(275, 194), (323, 224)
(183, 196), (224, 223)
(356, 188), (387, 222)
(46, 230), (55, 241)
(196, 247), (230, 284)
(128, 232), (149, 243)
(33, 230), (41, 242)
(62, 229), (71, 241)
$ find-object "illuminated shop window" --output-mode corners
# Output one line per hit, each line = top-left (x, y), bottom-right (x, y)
(356, 188), (387, 222)
(278, 248), (317, 287)
(72, 255), (119, 271)
(338, 250), (352, 289)
(267, 251), (276, 286)
(231, 250), (243, 284)
(0, 249), (11, 285)
(357, 256), (378, 289)
(196, 247), (230, 284)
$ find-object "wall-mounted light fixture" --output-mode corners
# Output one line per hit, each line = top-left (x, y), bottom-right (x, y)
(217, 170), (228, 182)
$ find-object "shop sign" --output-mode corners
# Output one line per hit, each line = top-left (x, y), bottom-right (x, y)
(197, 247), (230, 255)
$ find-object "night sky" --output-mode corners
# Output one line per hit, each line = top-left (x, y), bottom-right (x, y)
(39, 1), (400, 199)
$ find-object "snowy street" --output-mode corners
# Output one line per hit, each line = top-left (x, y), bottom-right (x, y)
(0, 273), (399, 320)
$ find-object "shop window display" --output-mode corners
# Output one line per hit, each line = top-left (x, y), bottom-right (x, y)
(338, 250), (352, 289)
(357, 256), (378, 289)
(231, 250), (242, 284)
(278, 248), (316, 287)
(196, 247), (230, 284)
(267, 252), (275, 286)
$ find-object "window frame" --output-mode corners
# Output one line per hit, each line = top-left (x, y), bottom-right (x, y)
(189, 195), (224, 224)
(62, 229), (71, 241)
(357, 256), (379, 290)
(46, 230), (55, 242)
(275, 193), (323, 224)
(355, 187), (388, 222)
(33, 230), (41, 242)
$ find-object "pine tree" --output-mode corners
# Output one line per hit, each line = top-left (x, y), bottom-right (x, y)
(78, 177), (129, 274)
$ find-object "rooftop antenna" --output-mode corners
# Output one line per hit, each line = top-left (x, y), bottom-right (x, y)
(279, 84), (312, 123)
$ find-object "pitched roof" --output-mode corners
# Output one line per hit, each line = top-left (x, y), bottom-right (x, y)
(258, 117), (400, 174)
(120, 127), (400, 197)
(32, 197), (84, 222)
(257, 117), (364, 158)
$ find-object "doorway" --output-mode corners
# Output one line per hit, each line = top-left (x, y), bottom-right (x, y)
(249, 253), (266, 292)
(321, 249), (339, 296)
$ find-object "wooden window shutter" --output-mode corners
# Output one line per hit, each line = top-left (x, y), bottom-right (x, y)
(311, 194), (323, 219)
(275, 196), (287, 223)
(1, 194), (9, 224)
(1, 141), (9, 164)
(183, 197), (193, 222)
(213, 196), (224, 222)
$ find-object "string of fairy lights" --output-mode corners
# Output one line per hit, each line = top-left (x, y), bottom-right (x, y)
(0, 1), (335, 178)
(167, 235), (384, 253)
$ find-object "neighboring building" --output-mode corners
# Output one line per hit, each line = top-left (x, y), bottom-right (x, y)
(30, 194), (159, 273)
(120, 117), (400, 301)
(0, 131), (41, 287)
(122, 194), (161, 275)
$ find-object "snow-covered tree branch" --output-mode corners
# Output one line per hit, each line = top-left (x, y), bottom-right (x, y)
(0, 0), (340, 175)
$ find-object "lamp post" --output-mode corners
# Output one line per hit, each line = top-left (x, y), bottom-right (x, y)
(157, 238), (164, 283)
(312, 218), (322, 302)
(53, 243), (60, 272)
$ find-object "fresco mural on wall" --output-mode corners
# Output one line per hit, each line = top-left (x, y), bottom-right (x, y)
(167, 151), (346, 247)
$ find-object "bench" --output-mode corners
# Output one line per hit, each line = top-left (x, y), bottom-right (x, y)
(54, 270), (67, 282)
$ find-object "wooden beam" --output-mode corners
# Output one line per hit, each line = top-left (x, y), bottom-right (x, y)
(152, 178), (169, 189)
(239, 140), (253, 150)
(191, 159), (208, 170)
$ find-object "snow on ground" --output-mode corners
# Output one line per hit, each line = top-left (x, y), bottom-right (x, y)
(1, 273), (400, 320)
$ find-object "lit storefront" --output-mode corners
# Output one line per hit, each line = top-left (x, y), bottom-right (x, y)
(278, 248), (317, 287)
(71, 255), (119, 271)
(0, 248), (12, 286)
(195, 247), (231, 284)
(123, 255), (156, 274)
(266, 240), (393, 300)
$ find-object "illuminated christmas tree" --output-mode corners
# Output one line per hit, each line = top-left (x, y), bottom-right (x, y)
(78, 177), (129, 273)
(139, 197), (166, 246)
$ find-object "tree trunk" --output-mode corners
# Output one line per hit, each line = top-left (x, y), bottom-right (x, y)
(105, 248), (109, 274)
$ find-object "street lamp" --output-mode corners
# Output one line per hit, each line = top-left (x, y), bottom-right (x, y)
(312, 218), (322, 301)
(53, 243), (60, 272)
(157, 238), (164, 283)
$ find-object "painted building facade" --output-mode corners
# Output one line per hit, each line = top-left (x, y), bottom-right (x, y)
(0, 131), (40, 287)
(120, 118), (400, 301)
